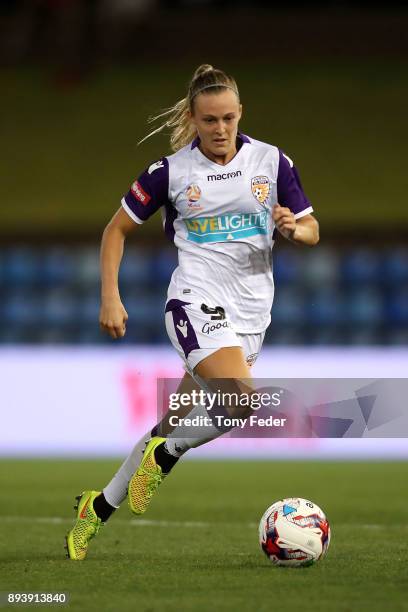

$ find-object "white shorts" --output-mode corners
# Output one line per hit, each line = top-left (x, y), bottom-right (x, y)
(165, 299), (265, 374)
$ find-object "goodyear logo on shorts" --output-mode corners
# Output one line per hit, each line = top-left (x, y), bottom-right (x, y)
(184, 212), (268, 244)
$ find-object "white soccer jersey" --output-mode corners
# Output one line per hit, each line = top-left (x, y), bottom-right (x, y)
(122, 133), (313, 333)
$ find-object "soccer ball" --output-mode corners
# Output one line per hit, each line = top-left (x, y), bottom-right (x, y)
(259, 497), (331, 567)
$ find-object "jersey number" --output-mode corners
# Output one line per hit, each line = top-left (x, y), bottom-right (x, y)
(201, 304), (225, 320)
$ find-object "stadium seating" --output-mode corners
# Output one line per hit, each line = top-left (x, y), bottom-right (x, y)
(0, 245), (406, 345)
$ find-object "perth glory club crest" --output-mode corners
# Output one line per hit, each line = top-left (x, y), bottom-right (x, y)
(251, 176), (270, 207)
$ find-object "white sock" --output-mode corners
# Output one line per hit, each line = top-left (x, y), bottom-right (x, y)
(103, 431), (152, 508)
(164, 401), (227, 457)
(102, 376), (244, 504)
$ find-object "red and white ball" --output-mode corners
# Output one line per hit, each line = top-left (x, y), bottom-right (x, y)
(259, 497), (331, 567)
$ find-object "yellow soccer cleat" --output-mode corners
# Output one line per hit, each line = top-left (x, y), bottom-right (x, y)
(65, 490), (103, 560)
(128, 437), (167, 515)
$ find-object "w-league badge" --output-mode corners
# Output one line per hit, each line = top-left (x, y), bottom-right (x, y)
(185, 183), (203, 210)
(251, 176), (270, 208)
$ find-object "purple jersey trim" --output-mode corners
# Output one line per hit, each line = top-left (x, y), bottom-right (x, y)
(191, 132), (250, 150)
(123, 157), (172, 222)
(166, 300), (200, 358)
(239, 132), (251, 143)
(277, 149), (312, 216)
(165, 299), (191, 313)
(163, 201), (178, 242)
(123, 157), (178, 241)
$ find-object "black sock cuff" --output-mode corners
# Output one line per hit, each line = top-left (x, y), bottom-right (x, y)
(93, 492), (116, 522)
(154, 441), (179, 474)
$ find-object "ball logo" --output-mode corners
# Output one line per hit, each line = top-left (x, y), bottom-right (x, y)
(251, 176), (270, 206)
(186, 184), (202, 203)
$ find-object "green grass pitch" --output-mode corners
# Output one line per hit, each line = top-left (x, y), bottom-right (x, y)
(1, 459), (407, 611)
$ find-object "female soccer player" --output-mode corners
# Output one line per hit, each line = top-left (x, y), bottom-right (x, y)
(65, 64), (319, 560)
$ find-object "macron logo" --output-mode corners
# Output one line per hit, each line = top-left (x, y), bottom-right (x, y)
(148, 160), (164, 174)
(207, 170), (242, 182)
(176, 320), (188, 338)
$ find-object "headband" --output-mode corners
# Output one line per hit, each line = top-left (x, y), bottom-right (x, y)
(192, 84), (239, 99)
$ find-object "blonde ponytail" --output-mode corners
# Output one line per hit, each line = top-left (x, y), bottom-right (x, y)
(139, 64), (239, 152)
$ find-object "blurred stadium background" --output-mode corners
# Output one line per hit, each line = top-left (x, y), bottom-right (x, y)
(1, 0), (407, 458)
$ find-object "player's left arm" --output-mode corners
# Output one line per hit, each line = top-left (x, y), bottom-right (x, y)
(274, 149), (319, 247)
(273, 206), (319, 246)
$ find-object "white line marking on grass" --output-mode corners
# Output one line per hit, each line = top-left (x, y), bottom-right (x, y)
(0, 516), (408, 529)
(130, 519), (210, 528)
(0, 516), (212, 527)
(2, 516), (69, 524)
(1, 517), (405, 530)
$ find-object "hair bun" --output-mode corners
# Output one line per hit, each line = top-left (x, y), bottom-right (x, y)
(193, 64), (214, 79)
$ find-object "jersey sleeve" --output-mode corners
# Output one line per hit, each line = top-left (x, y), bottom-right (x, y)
(121, 157), (169, 224)
(277, 149), (313, 219)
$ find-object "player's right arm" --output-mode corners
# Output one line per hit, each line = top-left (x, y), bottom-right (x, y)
(99, 157), (169, 339)
(99, 207), (139, 339)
